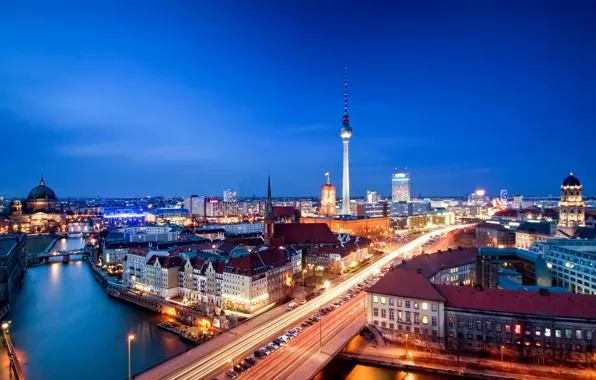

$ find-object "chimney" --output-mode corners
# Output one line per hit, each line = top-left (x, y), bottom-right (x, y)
(416, 268), (422, 274)
(474, 284), (484, 292)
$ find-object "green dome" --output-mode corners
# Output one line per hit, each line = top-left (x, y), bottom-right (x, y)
(27, 177), (57, 201)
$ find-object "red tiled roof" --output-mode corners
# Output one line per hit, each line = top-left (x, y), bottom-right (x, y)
(435, 285), (596, 320)
(169, 244), (214, 255)
(274, 223), (339, 245)
(397, 248), (477, 279)
(128, 248), (150, 257)
(367, 269), (446, 302)
(273, 206), (296, 217)
(147, 255), (183, 268)
(224, 247), (290, 276)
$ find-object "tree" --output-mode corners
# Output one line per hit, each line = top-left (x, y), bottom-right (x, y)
(451, 337), (464, 364)
(422, 334), (440, 362)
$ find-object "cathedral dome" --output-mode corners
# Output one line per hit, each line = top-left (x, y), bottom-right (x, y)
(27, 177), (57, 201)
(562, 172), (581, 187)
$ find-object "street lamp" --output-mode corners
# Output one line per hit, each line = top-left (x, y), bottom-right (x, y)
(128, 334), (135, 380)
(405, 333), (409, 358)
(1, 323), (8, 331)
(302, 269), (307, 288)
(500, 345), (505, 361)
(324, 281), (330, 289)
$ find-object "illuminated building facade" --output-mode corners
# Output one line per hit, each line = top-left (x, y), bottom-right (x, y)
(320, 173), (337, 217)
(391, 170), (410, 203)
(558, 171), (585, 229)
(223, 189), (238, 202)
(366, 191), (381, 203)
(102, 208), (145, 226)
(300, 216), (390, 237)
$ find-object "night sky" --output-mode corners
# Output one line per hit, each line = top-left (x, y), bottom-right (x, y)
(1, 1), (595, 198)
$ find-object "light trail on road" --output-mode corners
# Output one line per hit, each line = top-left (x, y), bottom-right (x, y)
(153, 225), (470, 380)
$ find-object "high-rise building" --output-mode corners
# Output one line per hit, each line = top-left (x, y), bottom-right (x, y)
(184, 195), (201, 216)
(320, 172), (336, 217)
(223, 189), (238, 202)
(391, 170), (410, 203)
(513, 195), (523, 210)
(366, 191), (381, 203)
(340, 68), (353, 216)
(558, 171), (585, 229)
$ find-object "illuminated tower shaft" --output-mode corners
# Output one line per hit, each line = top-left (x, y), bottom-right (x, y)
(339, 67), (353, 215)
(341, 138), (351, 215)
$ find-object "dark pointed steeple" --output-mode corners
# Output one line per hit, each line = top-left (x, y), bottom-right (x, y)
(40, 176), (45, 186)
(264, 173), (275, 221)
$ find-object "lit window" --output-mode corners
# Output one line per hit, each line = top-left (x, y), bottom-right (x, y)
(555, 329), (561, 338)
(515, 324), (522, 335)
(414, 302), (419, 309)
(422, 302), (428, 311)
(422, 315), (428, 324)
(535, 329), (541, 337)
(381, 297), (386, 305)
(576, 330), (582, 340)
(544, 328), (551, 337)
(373, 296), (378, 303)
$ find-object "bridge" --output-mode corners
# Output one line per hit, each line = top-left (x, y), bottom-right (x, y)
(2, 323), (26, 380)
(28, 249), (88, 265)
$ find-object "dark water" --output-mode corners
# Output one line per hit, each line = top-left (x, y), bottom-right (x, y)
(2, 245), (192, 380)
(314, 359), (459, 380)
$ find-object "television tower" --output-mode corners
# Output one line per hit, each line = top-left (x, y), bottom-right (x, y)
(340, 67), (353, 215)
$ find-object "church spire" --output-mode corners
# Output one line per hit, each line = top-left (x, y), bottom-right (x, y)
(40, 175), (45, 186)
(264, 173), (275, 221)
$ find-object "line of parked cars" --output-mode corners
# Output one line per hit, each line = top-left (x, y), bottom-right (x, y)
(225, 327), (305, 378)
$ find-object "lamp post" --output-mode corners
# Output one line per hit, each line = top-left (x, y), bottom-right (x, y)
(302, 268), (307, 288)
(501, 345), (505, 362)
(128, 334), (135, 380)
(405, 333), (409, 359)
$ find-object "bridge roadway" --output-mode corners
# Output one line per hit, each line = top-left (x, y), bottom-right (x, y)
(138, 225), (469, 380)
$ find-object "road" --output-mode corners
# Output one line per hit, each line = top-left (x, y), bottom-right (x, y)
(241, 293), (366, 380)
(140, 225), (469, 380)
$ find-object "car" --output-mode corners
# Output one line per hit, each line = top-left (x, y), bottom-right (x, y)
(261, 346), (273, 354)
(234, 364), (246, 374)
(306, 318), (314, 325)
(245, 357), (257, 365)
(278, 335), (290, 342)
(266, 343), (279, 351)
(301, 321), (310, 327)
(300, 299), (307, 305)
(226, 369), (238, 378)
(254, 349), (266, 358)
(273, 338), (285, 346)
(294, 326), (303, 333)
(285, 332), (296, 339)
(240, 361), (252, 370)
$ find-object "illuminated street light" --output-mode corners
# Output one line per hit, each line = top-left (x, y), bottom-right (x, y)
(324, 281), (330, 289)
(128, 334), (135, 380)
(1, 323), (8, 330)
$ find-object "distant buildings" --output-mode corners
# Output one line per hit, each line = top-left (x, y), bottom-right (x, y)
(475, 222), (516, 248)
(102, 208), (145, 226)
(300, 215), (390, 237)
(223, 189), (238, 202)
(366, 191), (381, 203)
(558, 171), (585, 231)
(201, 222), (263, 235)
(514, 221), (554, 250)
(391, 170), (410, 203)
(319, 174), (337, 217)
(145, 208), (190, 226)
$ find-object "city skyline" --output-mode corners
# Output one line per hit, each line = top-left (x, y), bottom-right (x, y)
(1, 1), (595, 197)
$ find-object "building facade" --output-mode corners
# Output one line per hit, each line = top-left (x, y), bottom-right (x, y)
(558, 172), (585, 229)
(391, 171), (410, 203)
(0, 234), (27, 320)
(320, 179), (337, 217)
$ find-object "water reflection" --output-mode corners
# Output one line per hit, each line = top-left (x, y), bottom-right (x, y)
(313, 359), (458, 380)
(2, 239), (192, 380)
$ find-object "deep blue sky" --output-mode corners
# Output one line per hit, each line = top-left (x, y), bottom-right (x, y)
(1, 1), (595, 198)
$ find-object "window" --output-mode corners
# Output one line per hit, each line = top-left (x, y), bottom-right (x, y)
(458, 319), (463, 328)
(448, 317), (454, 328)
(389, 309), (395, 320)
(405, 301), (411, 308)
(565, 329), (572, 339)
(422, 302), (428, 311)
(406, 311), (411, 323)
(476, 321), (482, 331)
(505, 324), (511, 333)
(486, 322), (492, 332)
(414, 313), (420, 324)
(397, 300), (403, 307)
(431, 303), (438, 312)
(373, 308), (378, 317)
(535, 329), (541, 337)
(398, 311), (403, 321)
(381, 309), (386, 318)
(389, 298), (395, 306)
(381, 297), (386, 305)
(515, 324), (522, 335)
(422, 315), (428, 324)
(390, 323), (394, 329)
(467, 320), (473, 329)
(496, 324), (502, 333)
(555, 329), (562, 338)
(576, 330), (582, 340)
(586, 330), (592, 341)
(545, 328), (551, 337)
(414, 302), (419, 309)
(373, 296), (378, 303)
(432, 317), (437, 326)
(381, 321), (386, 328)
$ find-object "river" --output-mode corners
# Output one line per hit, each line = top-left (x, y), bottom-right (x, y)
(314, 358), (458, 380)
(1, 238), (192, 380)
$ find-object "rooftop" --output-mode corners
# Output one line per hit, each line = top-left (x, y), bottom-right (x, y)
(397, 247), (477, 279)
(367, 269), (446, 302)
(274, 223), (339, 245)
(435, 285), (596, 320)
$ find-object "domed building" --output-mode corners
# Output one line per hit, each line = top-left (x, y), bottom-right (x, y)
(5, 177), (63, 234)
(558, 171), (585, 229)
(26, 177), (58, 212)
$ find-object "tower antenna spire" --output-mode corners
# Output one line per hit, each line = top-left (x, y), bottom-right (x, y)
(344, 67), (348, 116)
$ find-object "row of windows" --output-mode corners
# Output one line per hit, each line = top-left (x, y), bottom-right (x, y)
(372, 320), (438, 336)
(372, 296), (438, 311)
(448, 318), (593, 341)
(373, 308), (437, 326)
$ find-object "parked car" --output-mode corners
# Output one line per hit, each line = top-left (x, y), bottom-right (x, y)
(226, 369), (238, 378)
(240, 360), (252, 370)
(233, 364), (246, 374)
(300, 299), (307, 305)
(261, 346), (273, 354)
(254, 349), (267, 358)
(301, 321), (310, 327)
(273, 338), (285, 346)
(294, 326), (303, 333)
(266, 343), (279, 351)
(245, 357), (257, 365)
